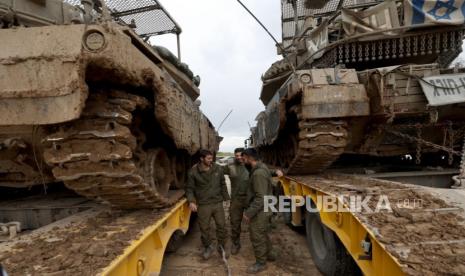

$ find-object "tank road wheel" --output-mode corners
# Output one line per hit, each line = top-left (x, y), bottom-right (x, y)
(304, 210), (358, 276)
(144, 149), (174, 197)
(172, 153), (188, 189)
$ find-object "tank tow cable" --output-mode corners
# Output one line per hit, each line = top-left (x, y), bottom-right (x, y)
(218, 245), (231, 276)
(0, 222), (21, 240)
(453, 136), (465, 189)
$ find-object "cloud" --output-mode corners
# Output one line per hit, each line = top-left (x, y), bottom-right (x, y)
(151, 0), (282, 152)
(219, 135), (249, 153)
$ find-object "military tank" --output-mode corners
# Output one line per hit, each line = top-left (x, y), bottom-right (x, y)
(0, 0), (220, 208)
(252, 0), (465, 175)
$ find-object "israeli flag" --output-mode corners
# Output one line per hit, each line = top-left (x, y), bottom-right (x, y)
(405, 0), (465, 25)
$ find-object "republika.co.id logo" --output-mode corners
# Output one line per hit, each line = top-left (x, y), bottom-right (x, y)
(263, 195), (421, 214)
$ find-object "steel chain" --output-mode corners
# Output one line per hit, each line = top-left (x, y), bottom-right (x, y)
(365, 43), (370, 61)
(399, 37), (404, 57)
(452, 136), (465, 188)
(448, 122), (454, 165)
(416, 127), (422, 164)
(413, 36), (418, 56)
(392, 38), (397, 58)
(406, 36), (411, 57)
(420, 34), (426, 56)
(435, 33), (441, 54)
(427, 33), (433, 55)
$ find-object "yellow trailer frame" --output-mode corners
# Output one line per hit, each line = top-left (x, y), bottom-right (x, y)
(280, 176), (405, 276)
(101, 199), (191, 276)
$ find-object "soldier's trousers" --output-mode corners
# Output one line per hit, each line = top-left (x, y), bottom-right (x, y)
(229, 198), (247, 245)
(197, 202), (226, 248)
(249, 211), (272, 264)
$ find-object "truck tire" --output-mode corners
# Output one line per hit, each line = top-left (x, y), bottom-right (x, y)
(304, 210), (358, 276)
(165, 230), (185, 253)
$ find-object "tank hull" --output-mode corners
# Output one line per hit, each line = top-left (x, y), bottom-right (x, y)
(253, 66), (465, 173)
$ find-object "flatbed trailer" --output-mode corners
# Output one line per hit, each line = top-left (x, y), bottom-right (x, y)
(1, 172), (464, 276)
(278, 173), (465, 276)
(0, 198), (191, 275)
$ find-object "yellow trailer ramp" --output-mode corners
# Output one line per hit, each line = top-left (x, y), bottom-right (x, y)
(101, 199), (191, 276)
(279, 175), (465, 276)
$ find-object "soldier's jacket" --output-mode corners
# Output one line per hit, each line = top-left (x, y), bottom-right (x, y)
(223, 162), (249, 200)
(245, 162), (274, 219)
(186, 163), (230, 205)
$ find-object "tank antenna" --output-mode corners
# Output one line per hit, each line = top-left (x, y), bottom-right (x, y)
(235, 0), (296, 73)
(217, 109), (233, 132)
(100, 0), (111, 21)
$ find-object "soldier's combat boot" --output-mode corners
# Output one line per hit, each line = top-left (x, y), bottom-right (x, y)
(231, 243), (241, 255)
(246, 262), (267, 274)
(267, 248), (277, 262)
(202, 245), (214, 260)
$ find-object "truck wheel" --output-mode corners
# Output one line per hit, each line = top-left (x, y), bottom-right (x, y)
(166, 230), (185, 253)
(305, 210), (358, 276)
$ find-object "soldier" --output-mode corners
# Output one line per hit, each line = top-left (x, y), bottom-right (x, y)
(223, 147), (249, 255)
(186, 149), (230, 260)
(242, 148), (279, 274)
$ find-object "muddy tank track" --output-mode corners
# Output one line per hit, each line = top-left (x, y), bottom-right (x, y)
(287, 120), (348, 174)
(43, 90), (183, 209)
(261, 120), (348, 174)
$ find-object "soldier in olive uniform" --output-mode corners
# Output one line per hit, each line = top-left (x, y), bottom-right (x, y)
(223, 147), (249, 255)
(186, 149), (230, 260)
(242, 148), (279, 274)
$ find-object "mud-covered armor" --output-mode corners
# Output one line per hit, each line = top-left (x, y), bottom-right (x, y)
(0, 0), (220, 208)
(252, 0), (465, 174)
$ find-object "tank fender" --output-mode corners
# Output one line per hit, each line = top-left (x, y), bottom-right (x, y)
(301, 83), (370, 119)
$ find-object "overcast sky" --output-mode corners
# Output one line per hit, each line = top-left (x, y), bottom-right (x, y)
(152, 0), (282, 152)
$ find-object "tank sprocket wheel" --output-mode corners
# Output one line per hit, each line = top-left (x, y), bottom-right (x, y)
(144, 148), (174, 197)
(172, 153), (188, 189)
